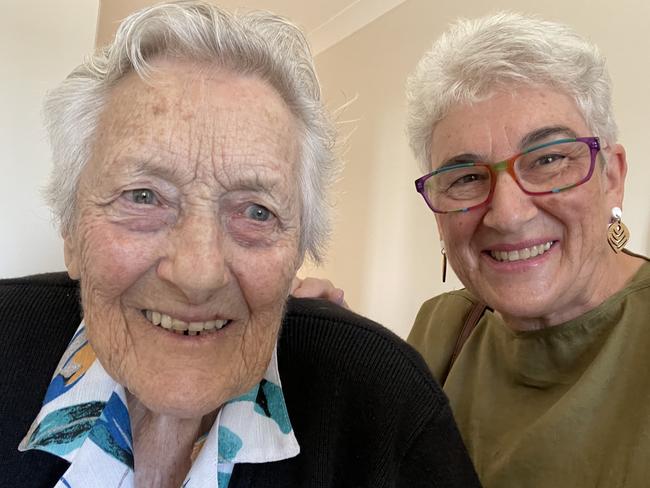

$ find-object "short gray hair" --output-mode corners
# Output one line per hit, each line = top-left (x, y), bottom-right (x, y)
(44, 0), (337, 263)
(406, 11), (617, 171)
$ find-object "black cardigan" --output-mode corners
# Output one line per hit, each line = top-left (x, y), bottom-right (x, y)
(0, 273), (480, 487)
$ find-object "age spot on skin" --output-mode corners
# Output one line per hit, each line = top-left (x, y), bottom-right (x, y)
(151, 100), (168, 117)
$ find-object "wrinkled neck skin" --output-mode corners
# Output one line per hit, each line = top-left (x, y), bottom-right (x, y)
(495, 251), (644, 331)
(127, 391), (218, 488)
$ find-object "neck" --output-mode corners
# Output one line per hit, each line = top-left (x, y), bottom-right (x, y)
(127, 392), (218, 488)
(498, 250), (645, 331)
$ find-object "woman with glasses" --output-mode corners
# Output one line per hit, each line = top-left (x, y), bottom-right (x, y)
(296, 11), (650, 487)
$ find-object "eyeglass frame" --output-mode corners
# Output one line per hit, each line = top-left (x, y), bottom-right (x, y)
(414, 136), (601, 214)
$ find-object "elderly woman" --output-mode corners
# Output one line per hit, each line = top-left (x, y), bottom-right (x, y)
(297, 11), (650, 488)
(0, 2), (482, 487)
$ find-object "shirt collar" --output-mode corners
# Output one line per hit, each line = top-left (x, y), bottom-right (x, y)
(20, 322), (299, 487)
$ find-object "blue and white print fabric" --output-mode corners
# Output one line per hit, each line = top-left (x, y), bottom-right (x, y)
(19, 322), (300, 488)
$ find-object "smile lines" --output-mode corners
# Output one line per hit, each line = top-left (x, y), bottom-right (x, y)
(144, 310), (230, 336)
(490, 241), (554, 262)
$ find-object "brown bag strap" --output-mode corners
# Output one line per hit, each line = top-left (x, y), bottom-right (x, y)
(441, 301), (488, 385)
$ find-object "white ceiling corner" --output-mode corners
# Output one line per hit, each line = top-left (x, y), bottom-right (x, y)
(308, 0), (407, 55)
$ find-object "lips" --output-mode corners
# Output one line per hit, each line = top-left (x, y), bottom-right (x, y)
(143, 310), (230, 336)
(489, 241), (554, 263)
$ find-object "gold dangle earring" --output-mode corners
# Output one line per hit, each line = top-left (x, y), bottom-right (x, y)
(440, 240), (447, 283)
(607, 206), (630, 253)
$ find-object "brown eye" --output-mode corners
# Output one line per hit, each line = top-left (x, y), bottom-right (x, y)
(129, 189), (157, 205)
(535, 154), (564, 166)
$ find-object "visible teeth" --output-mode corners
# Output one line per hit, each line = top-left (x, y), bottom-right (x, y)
(161, 314), (172, 329)
(490, 241), (554, 262)
(151, 311), (162, 326)
(144, 311), (229, 335)
(172, 318), (188, 331)
(188, 322), (204, 332)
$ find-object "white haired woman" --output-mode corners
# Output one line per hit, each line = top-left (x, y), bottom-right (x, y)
(295, 11), (650, 488)
(0, 2), (480, 487)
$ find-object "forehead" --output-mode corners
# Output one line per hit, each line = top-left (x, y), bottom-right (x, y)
(90, 59), (300, 185)
(430, 85), (590, 164)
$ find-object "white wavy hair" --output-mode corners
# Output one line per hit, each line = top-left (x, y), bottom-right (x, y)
(43, 0), (338, 263)
(406, 12), (618, 172)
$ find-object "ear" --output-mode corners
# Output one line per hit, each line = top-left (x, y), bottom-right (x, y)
(63, 232), (81, 280)
(603, 143), (627, 208)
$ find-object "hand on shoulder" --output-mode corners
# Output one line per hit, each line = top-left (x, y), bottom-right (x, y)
(291, 276), (349, 309)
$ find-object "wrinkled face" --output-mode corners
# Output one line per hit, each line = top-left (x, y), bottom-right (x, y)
(64, 60), (303, 417)
(431, 85), (626, 328)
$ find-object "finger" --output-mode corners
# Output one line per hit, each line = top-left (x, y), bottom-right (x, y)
(292, 277), (332, 298)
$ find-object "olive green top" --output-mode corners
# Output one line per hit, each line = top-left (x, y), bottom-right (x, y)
(408, 257), (650, 488)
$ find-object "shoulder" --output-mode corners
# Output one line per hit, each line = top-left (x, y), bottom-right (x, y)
(407, 290), (479, 381)
(0, 269), (81, 379)
(416, 289), (478, 319)
(279, 296), (449, 411)
(270, 298), (480, 487)
(0, 271), (78, 289)
(0, 272), (81, 346)
(0, 272), (79, 486)
(282, 298), (439, 385)
(0, 272), (79, 312)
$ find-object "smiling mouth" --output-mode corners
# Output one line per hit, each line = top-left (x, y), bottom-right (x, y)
(143, 310), (230, 336)
(489, 241), (555, 263)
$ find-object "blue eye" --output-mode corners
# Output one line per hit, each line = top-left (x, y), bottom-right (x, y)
(245, 204), (272, 221)
(129, 189), (157, 205)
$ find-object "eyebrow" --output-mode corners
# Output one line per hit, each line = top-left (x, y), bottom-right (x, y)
(518, 126), (578, 150)
(437, 153), (483, 170)
(224, 168), (283, 194)
(110, 156), (187, 183)
(113, 156), (284, 192)
(129, 158), (182, 181)
(437, 125), (580, 170)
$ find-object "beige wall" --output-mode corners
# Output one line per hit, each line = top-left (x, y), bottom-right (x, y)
(309, 0), (650, 337)
(0, 0), (99, 278)
(96, 0), (157, 47)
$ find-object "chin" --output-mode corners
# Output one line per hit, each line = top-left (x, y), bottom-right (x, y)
(133, 387), (223, 419)
(126, 373), (243, 419)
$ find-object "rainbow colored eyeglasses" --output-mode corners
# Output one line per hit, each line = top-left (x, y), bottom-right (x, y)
(415, 137), (600, 214)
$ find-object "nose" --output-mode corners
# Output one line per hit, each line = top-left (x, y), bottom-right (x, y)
(156, 214), (228, 304)
(482, 171), (538, 232)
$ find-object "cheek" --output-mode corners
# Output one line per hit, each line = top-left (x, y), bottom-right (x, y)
(77, 220), (161, 294)
(540, 188), (606, 240)
(232, 242), (298, 310)
(217, 245), (298, 404)
(75, 220), (162, 379)
(440, 214), (479, 251)
(440, 214), (484, 279)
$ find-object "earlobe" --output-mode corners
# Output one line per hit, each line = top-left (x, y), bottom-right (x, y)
(63, 234), (81, 280)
